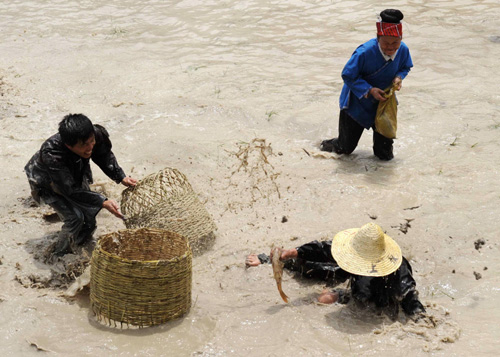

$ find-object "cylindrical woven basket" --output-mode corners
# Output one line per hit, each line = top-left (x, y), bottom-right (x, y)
(121, 168), (217, 255)
(90, 228), (192, 328)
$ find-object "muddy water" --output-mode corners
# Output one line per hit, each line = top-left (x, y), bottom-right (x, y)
(1, 0), (499, 355)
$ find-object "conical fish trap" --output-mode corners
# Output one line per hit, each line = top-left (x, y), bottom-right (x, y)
(121, 168), (216, 254)
(90, 228), (192, 328)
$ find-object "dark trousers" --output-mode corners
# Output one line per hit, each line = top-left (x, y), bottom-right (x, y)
(335, 110), (394, 160)
(47, 195), (97, 254)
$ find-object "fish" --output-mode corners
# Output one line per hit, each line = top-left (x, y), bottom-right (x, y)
(271, 246), (289, 303)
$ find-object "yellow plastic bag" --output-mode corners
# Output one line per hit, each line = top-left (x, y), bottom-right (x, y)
(374, 85), (397, 139)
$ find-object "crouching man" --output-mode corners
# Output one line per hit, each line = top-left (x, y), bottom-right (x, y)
(25, 114), (137, 256)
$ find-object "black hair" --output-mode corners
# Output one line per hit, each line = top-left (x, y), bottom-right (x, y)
(380, 9), (404, 24)
(58, 113), (95, 146)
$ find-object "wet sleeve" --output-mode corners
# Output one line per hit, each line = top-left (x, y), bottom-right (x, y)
(257, 253), (271, 264)
(401, 291), (425, 316)
(341, 49), (372, 99)
(350, 275), (373, 305)
(395, 45), (413, 80)
(259, 241), (350, 283)
(296, 240), (334, 263)
(41, 148), (106, 211)
(91, 125), (126, 184)
(398, 258), (425, 315)
(255, 254), (307, 272)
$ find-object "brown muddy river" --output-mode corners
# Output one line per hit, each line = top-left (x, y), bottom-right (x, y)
(0, 0), (499, 355)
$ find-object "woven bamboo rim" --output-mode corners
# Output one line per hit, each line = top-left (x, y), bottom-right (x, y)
(90, 228), (192, 328)
(121, 168), (217, 254)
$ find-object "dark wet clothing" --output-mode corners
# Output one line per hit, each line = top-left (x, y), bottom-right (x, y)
(258, 240), (425, 317)
(24, 125), (126, 253)
(325, 110), (394, 160)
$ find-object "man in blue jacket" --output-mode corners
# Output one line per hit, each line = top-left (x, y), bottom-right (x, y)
(321, 9), (413, 160)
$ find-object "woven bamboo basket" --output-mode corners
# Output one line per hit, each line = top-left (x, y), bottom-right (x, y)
(90, 228), (192, 328)
(121, 168), (217, 255)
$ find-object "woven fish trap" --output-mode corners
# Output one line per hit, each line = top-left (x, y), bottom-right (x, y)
(121, 168), (217, 255)
(90, 228), (192, 328)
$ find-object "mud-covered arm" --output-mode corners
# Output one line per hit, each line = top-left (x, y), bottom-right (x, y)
(257, 253), (271, 264)
(91, 124), (126, 184)
(350, 275), (374, 306)
(296, 240), (334, 263)
(257, 241), (334, 264)
(296, 240), (350, 282)
(398, 258), (425, 315)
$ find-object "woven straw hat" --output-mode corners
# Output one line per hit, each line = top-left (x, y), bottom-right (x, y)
(331, 223), (402, 277)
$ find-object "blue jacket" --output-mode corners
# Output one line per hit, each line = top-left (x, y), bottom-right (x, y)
(339, 38), (413, 128)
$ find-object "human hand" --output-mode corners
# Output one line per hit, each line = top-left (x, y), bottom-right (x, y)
(103, 199), (124, 219)
(318, 289), (339, 304)
(369, 87), (387, 101)
(121, 176), (137, 187)
(245, 254), (261, 267)
(392, 76), (402, 91)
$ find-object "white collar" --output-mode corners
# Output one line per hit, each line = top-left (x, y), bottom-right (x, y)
(378, 42), (398, 61)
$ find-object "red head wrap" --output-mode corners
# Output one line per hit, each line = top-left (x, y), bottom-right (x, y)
(376, 22), (402, 37)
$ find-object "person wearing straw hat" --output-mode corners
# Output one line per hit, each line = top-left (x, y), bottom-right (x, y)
(246, 223), (425, 317)
(320, 9), (412, 160)
(25, 114), (137, 257)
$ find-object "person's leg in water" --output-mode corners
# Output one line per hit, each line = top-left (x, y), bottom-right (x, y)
(75, 210), (97, 245)
(47, 197), (96, 256)
(320, 110), (364, 154)
(73, 179), (98, 246)
(372, 129), (394, 160)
